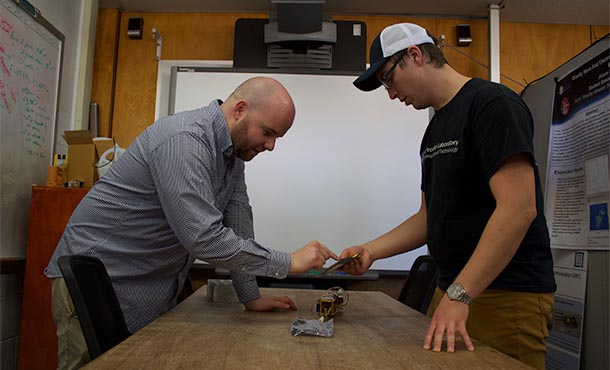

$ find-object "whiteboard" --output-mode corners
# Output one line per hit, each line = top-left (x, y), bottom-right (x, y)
(169, 67), (429, 271)
(0, 0), (63, 257)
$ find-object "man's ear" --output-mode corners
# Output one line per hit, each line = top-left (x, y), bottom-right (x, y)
(408, 46), (422, 64)
(233, 100), (248, 121)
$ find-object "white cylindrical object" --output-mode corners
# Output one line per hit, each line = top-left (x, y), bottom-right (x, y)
(97, 145), (125, 178)
(488, 4), (501, 83)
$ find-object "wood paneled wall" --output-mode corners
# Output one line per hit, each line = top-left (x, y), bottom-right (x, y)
(91, 10), (609, 147)
(112, 12), (268, 147)
(90, 8), (120, 138)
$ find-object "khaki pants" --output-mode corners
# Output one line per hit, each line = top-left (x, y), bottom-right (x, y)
(51, 277), (90, 370)
(428, 288), (554, 370)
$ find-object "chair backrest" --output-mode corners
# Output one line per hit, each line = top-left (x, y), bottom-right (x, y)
(57, 255), (131, 359)
(397, 255), (439, 314)
(177, 272), (195, 303)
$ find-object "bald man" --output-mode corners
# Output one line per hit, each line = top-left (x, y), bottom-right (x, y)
(45, 77), (337, 370)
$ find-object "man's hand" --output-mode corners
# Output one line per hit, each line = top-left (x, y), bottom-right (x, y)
(289, 240), (338, 273)
(338, 246), (374, 275)
(423, 295), (475, 353)
(244, 296), (298, 311)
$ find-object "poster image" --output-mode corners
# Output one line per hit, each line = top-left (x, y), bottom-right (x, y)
(546, 49), (609, 250)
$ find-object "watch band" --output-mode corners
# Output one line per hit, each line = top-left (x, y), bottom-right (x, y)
(447, 282), (473, 305)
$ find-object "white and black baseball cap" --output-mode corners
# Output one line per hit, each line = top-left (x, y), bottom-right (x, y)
(353, 23), (434, 91)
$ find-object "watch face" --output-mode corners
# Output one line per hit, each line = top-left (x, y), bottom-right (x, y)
(447, 284), (460, 298)
(447, 283), (471, 304)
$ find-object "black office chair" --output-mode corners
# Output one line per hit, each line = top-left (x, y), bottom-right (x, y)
(177, 272), (195, 303)
(397, 255), (439, 314)
(57, 255), (131, 359)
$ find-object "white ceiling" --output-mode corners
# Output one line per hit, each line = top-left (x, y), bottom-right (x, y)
(99, 0), (610, 26)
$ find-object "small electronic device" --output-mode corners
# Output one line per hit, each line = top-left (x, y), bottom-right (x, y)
(320, 253), (360, 274)
(315, 287), (349, 322)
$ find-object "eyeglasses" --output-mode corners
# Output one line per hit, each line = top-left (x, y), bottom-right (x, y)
(379, 53), (405, 90)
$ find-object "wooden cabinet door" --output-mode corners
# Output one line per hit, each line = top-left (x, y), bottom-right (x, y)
(18, 186), (88, 370)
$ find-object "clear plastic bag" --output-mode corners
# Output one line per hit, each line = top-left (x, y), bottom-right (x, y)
(291, 317), (334, 337)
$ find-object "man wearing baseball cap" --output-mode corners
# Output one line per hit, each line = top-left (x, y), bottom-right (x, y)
(340, 23), (556, 370)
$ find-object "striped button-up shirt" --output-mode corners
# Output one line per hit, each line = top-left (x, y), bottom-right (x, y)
(45, 100), (291, 332)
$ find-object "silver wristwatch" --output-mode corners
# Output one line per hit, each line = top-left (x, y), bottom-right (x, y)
(447, 283), (473, 305)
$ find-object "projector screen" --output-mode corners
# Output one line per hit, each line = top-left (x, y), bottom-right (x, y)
(163, 65), (430, 271)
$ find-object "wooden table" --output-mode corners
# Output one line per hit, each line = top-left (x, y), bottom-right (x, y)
(83, 288), (533, 370)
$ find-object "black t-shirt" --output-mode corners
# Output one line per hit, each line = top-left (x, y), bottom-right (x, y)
(420, 78), (556, 293)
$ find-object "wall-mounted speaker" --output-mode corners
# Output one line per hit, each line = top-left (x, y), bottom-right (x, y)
(127, 17), (143, 40)
(456, 24), (472, 47)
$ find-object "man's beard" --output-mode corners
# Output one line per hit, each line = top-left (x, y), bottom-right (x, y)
(232, 119), (256, 161)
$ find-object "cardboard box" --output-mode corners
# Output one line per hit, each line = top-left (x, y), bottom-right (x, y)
(63, 130), (97, 187)
(92, 137), (115, 160)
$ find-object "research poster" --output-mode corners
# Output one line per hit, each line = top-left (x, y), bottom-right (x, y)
(545, 49), (609, 250)
(545, 250), (588, 370)
(544, 49), (609, 370)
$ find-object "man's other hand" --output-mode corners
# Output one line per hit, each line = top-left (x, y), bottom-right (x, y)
(289, 240), (338, 273)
